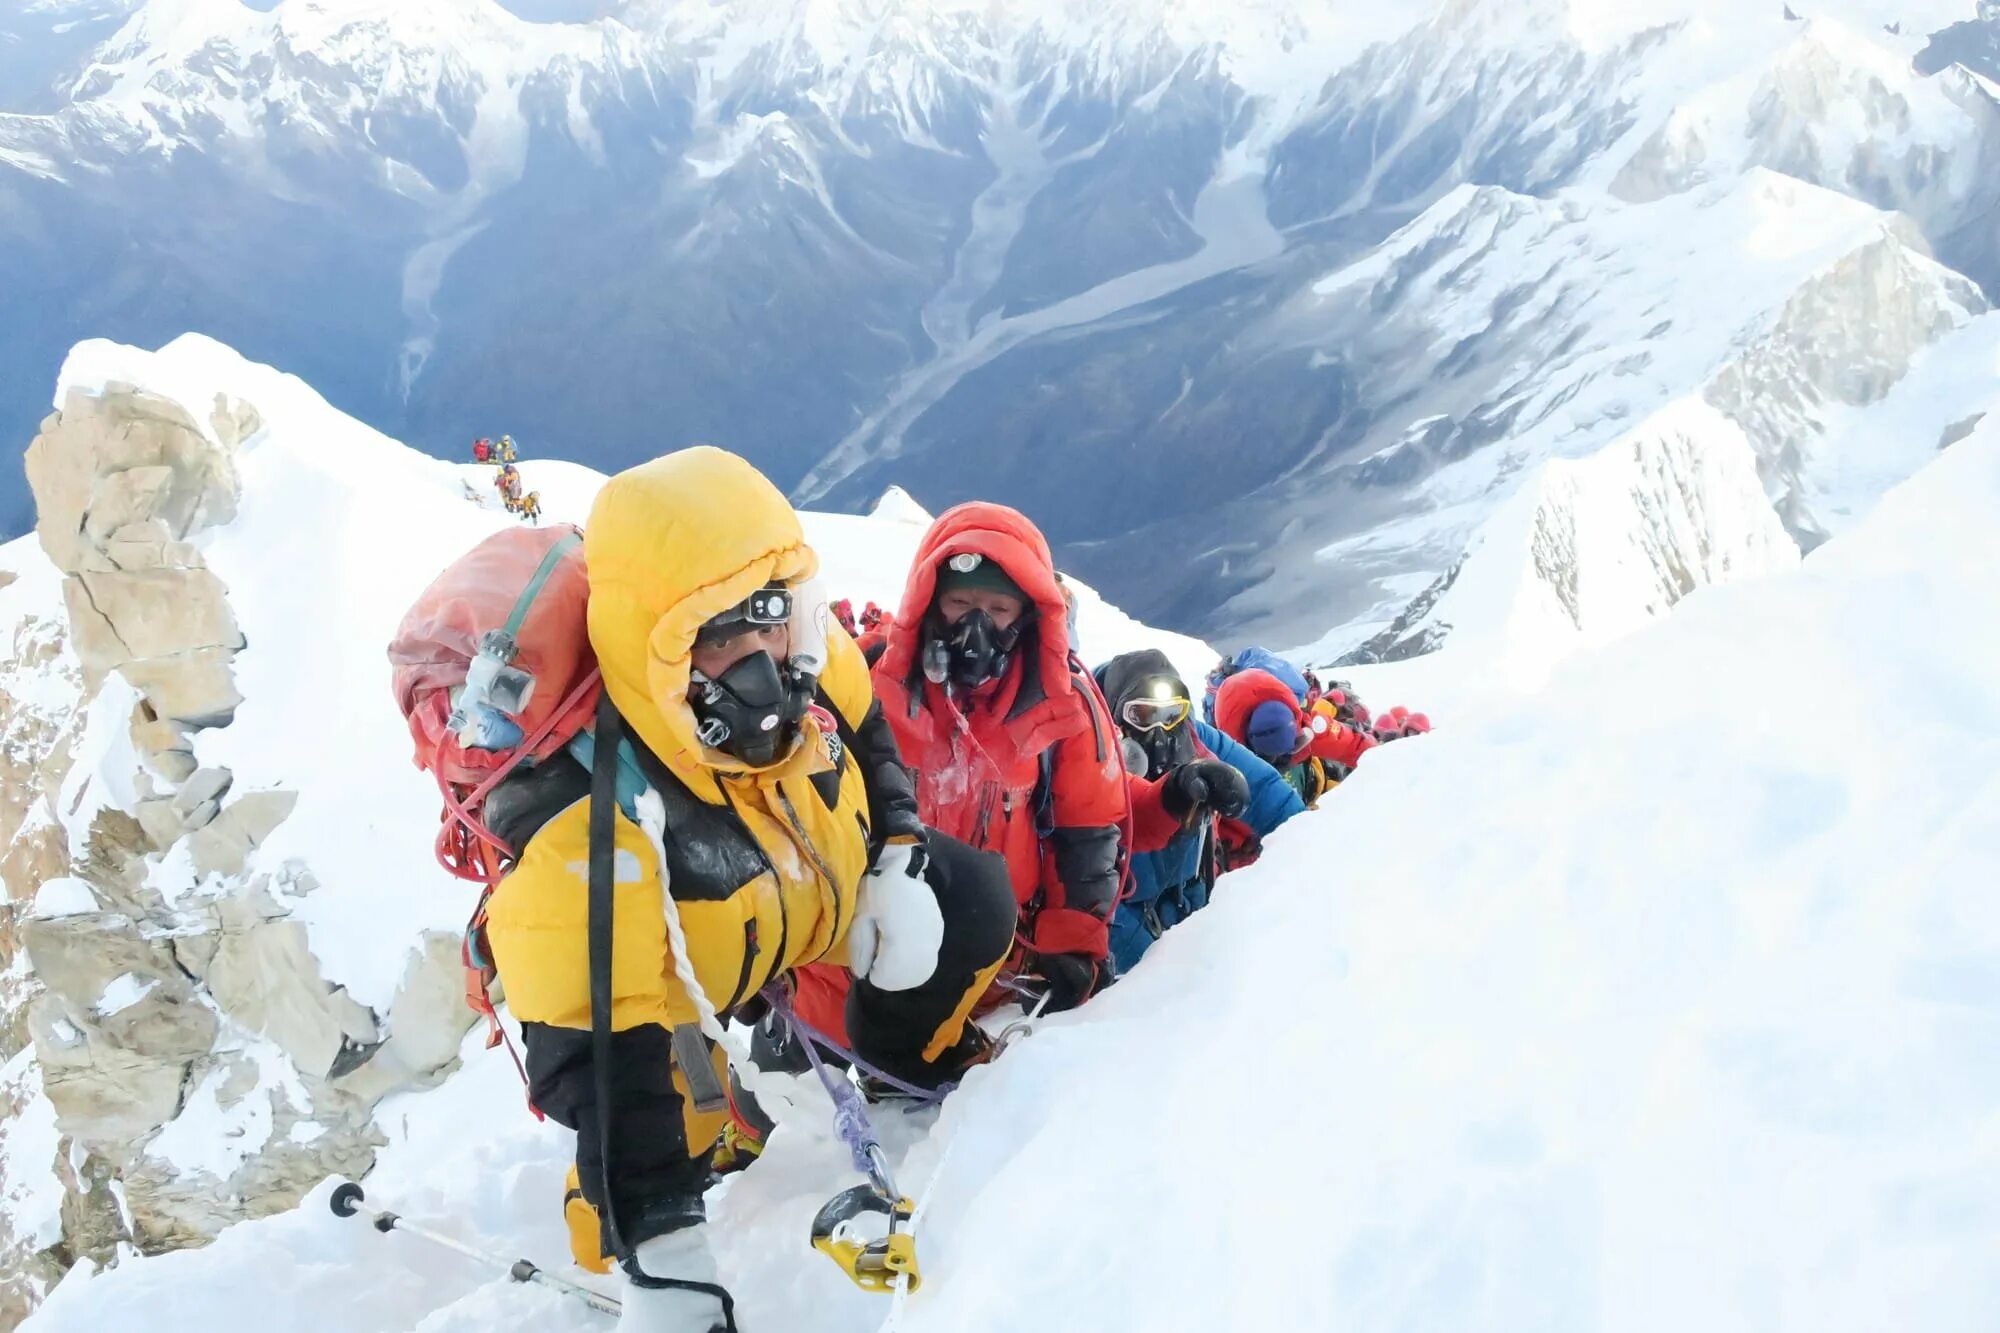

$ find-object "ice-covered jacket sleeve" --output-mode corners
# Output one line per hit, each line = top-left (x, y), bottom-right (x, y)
(1197, 721), (1304, 837)
(1032, 691), (1131, 961)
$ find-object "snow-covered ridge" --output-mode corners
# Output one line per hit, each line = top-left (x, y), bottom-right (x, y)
(10, 343), (1999, 1333)
(1253, 159), (1991, 661)
(21, 0), (1437, 159)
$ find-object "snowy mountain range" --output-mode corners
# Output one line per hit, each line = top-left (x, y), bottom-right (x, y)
(3, 0), (1997, 652)
(0, 331), (1995, 1331)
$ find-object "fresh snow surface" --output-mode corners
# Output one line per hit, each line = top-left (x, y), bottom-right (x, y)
(28, 877), (97, 917)
(23, 365), (2000, 1331)
(140, 1060), (277, 1183)
(1804, 311), (2000, 535)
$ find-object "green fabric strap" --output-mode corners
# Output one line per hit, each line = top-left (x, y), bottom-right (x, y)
(502, 529), (581, 640)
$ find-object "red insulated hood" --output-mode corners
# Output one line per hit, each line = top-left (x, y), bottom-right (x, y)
(1214, 668), (1305, 749)
(877, 500), (1079, 707)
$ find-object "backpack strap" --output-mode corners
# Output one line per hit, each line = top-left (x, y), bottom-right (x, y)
(501, 529), (580, 639)
(586, 691), (630, 1260)
(1031, 747), (1058, 841)
(565, 729), (648, 820)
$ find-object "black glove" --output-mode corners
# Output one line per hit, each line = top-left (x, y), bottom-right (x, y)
(1036, 952), (1108, 1013)
(1161, 759), (1250, 822)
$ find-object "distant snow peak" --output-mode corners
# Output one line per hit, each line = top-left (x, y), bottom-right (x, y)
(868, 483), (933, 525)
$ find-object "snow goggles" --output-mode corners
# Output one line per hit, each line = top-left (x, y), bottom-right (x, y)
(1119, 692), (1191, 733)
(696, 584), (793, 647)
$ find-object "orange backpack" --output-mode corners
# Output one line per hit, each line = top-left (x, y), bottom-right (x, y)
(387, 524), (601, 1088)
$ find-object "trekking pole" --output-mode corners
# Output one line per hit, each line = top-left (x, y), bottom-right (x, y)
(329, 1181), (622, 1318)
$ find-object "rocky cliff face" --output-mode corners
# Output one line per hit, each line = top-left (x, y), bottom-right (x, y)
(0, 377), (473, 1325)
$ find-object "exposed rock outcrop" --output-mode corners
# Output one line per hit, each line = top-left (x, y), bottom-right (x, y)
(1, 378), (474, 1325)
(24, 384), (252, 742)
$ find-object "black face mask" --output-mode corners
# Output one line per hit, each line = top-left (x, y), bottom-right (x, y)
(922, 609), (1025, 689)
(1120, 721), (1194, 780)
(689, 650), (810, 766)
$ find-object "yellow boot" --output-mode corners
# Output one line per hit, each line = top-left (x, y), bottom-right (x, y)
(710, 1117), (764, 1177)
(563, 1164), (612, 1275)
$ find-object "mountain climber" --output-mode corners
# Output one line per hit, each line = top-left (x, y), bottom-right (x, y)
(1373, 704), (1433, 740)
(1096, 649), (1303, 972)
(1213, 667), (1377, 806)
(830, 599), (891, 654)
(785, 502), (1244, 1044)
(1307, 675), (1433, 744)
(473, 437), (493, 464)
(497, 433), (518, 464)
(496, 463), (523, 506)
(1201, 645), (1311, 724)
(831, 597), (860, 637)
(477, 448), (1015, 1333)
(516, 491), (542, 524)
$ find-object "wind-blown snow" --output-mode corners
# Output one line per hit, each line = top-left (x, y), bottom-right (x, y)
(24, 362), (2000, 1333)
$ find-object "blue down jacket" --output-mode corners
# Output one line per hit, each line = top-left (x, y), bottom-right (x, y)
(1109, 720), (1303, 972)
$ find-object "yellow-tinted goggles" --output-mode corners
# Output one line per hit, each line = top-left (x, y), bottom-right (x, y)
(1120, 694), (1191, 732)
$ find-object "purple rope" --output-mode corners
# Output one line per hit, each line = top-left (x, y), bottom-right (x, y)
(760, 983), (949, 1108)
(807, 1042), (879, 1176)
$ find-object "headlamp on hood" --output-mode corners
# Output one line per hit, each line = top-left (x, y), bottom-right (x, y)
(1118, 679), (1191, 734)
(694, 583), (794, 651)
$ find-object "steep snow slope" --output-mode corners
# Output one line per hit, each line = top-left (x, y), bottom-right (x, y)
(1329, 397), (1803, 688)
(20, 362), (2000, 1333)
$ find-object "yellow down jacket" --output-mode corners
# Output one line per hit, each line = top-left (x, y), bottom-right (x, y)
(484, 447), (881, 1032)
